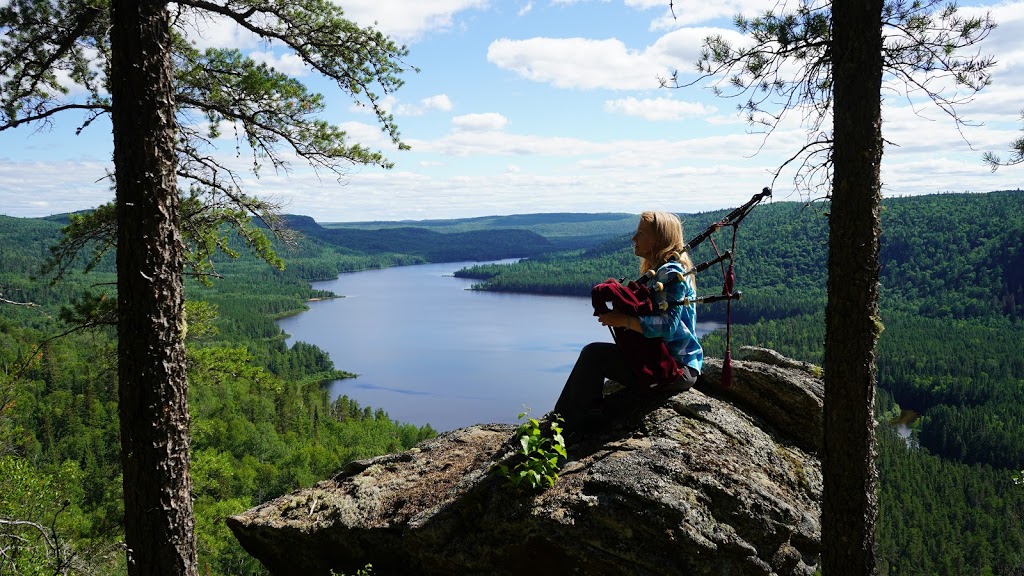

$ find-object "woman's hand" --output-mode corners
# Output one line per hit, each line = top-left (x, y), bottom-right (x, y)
(598, 312), (639, 332)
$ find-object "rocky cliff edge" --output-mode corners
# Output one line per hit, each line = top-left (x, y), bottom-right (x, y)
(227, 347), (824, 576)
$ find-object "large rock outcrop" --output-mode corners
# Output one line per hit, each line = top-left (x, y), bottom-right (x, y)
(227, 347), (824, 576)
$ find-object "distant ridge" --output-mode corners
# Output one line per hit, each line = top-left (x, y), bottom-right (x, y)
(319, 212), (637, 228)
(281, 213), (556, 262)
(312, 212), (639, 251)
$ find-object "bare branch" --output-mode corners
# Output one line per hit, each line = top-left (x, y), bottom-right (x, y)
(0, 499), (81, 575)
(0, 103), (108, 132)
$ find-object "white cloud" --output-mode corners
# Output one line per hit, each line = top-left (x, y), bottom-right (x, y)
(882, 98), (1021, 160)
(705, 113), (751, 126)
(261, 154), (787, 223)
(248, 51), (310, 76)
(518, 2), (534, 16)
(973, 4), (1024, 74)
(622, 0), (672, 8)
(488, 37), (668, 90)
(880, 155), (1012, 197)
(177, 12), (263, 51)
(0, 160), (114, 217)
(638, 0), (781, 29)
(487, 27), (744, 90)
(239, 142), (1015, 222)
(411, 117), (784, 164)
(396, 94), (454, 116)
(575, 151), (663, 171)
(348, 94), (452, 117)
(650, 26), (751, 79)
(604, 96), (715, 120)
(338, 120), (404, 152)
(331, 0), (489, 41)
(451, 112), (509, 131)
(4, 112), (1020, 222)
(175, 1), (488, 50)
(416, 131), (585, 158)
(421, 94), (454, 112)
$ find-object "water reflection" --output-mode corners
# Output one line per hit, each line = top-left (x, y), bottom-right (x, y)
(892, 409), (920, 449)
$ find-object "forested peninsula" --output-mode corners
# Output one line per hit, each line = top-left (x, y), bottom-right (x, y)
(2, 191), (1023, 574)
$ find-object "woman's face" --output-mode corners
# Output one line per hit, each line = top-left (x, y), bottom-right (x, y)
(632, 219), (656, 260)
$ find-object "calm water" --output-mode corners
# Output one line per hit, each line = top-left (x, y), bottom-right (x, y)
(277, 261), (721, 432)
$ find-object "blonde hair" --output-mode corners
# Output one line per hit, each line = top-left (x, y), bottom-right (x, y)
(638, 211), (694, 287)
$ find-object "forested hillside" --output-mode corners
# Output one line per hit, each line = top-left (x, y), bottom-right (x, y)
(284, 213), (560, 261)
(458, 190), (1024, 575)
(317, 211), (639, 250)
(0, 214), (438, 574)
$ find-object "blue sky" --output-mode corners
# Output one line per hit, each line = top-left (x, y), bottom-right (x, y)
(1, 0), (1022, 222)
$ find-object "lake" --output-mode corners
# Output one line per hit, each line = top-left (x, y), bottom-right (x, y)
(277, 261), (722, 432)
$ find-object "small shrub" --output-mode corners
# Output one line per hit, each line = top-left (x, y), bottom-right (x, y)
(494, 409), (567, 491)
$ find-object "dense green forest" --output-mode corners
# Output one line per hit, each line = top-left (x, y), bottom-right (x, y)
(0, 215), (438, 574)
(458, 190), (1024, 575)
(282, 211), (639, 258)
(3, 191), (1023, 574)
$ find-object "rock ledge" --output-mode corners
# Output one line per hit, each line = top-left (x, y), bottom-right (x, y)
(228, 347), (823, 576)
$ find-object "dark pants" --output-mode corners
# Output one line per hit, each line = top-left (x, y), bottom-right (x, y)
(553, 342), (635, 436)
(553, 342), (698, 436)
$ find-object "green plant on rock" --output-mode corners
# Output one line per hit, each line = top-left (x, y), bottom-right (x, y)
(495, 409), (567, 491)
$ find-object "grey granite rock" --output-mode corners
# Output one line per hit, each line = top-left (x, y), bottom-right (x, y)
(228, 352), (823, 576)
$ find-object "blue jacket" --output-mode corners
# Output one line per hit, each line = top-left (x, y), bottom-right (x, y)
(637, 260), (704, 373)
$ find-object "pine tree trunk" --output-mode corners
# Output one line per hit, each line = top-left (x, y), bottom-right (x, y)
(109, 0), (197, 574)
(823, 1), (884, 574)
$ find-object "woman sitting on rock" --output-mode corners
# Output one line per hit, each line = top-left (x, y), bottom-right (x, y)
(552, 210), (704, 437)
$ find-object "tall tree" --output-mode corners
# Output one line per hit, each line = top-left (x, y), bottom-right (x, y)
(109, 0), (194, 572)
(1, 0), (411, 573)
(666, 0), (995, 572)
(824, 0), (883, 571)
